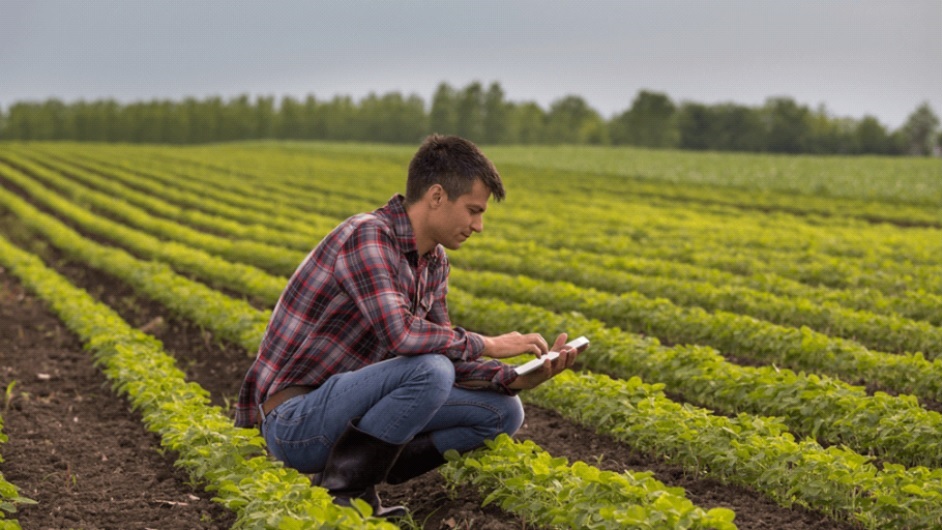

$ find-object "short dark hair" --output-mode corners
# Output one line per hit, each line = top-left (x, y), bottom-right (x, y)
(405, 134), (505, 205)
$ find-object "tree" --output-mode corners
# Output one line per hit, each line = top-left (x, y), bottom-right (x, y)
(199, 96), (225, 143)
(303, 95), (323, 139)
(5, 103), (34, 140)
(763, 97), (812, 153)
(429, 82), (457, 135)
(544, 95), (604, 144)
(255, 95), (276, 139)
(320, 95), (357, 140)
(856, 116), (892, 155)
(901, 102), (940, 156)
(482, 82), (508, 144)
(505, 101), (545, 144)
(455, 81), (485, 142)
(358, 91), (427, 143)
(714, 104), (766, 152)
(224, 95), (255, 141)
(611, 90), (678, 148)
(677, 102), (715, 150)
(277, 96), (302, 139)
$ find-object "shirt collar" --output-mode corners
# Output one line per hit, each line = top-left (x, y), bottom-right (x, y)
(381, 194), (445, 268)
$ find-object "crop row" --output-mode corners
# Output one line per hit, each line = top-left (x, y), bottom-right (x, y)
(0, 155), (310, 276)
(17, 145), (347, 238)
(6, 149), (941, 361)
(0, 411), (32, 530)
(448, 262), (942, 402)
(0, 149), (332, 251)
(0, 217), (736, 529)
(23, 143), (942, 287)
(32, 143), (388, 218)
(3, 166), (942, 470)
(0, 183), (271, 352)
(450, 238), (942, 357)
(0, 160), (289, 304)
(448, 280), (942, 468)
(439, 435), (737, 529)
(449, 288), (942, 529)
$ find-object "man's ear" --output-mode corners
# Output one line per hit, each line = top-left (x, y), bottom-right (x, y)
(428, 184), (447, 208)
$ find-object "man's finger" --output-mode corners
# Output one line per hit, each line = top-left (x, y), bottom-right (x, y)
(565, 348), (578, 368)
(550, 333), (567, 352)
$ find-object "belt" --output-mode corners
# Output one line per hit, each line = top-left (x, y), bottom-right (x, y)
(260, 385), (318, 417)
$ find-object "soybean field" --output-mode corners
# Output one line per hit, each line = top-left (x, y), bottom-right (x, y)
(0, 141), (940, 529)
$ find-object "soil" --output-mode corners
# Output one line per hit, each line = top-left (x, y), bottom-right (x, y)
(0, 246), (861, 530)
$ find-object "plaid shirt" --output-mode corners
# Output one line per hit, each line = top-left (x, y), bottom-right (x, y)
(235, 194), (518, 427)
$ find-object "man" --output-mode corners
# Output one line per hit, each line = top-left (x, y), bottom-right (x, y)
(235, 134), (581, 518)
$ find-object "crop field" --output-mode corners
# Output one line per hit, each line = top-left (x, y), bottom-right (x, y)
(0, 141), (941, 529)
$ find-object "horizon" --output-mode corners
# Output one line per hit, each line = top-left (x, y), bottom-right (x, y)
(2, 81), (932, 131)
(3, 1), (940, 130)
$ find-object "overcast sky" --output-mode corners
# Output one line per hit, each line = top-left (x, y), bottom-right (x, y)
(2, 0), (940, 129)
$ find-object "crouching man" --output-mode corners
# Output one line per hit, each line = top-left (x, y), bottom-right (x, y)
(234, 134), (581, 517)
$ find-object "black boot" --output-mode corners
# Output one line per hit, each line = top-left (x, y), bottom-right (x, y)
(386, 432), (447, 485)
(316, 420), (407, 518)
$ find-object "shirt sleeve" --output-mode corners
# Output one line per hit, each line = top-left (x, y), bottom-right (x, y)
(334, 221), (484, 362)
(452, 359), (521, 395)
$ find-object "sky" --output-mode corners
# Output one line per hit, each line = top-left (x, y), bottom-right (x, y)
(2, 0), (940, 130)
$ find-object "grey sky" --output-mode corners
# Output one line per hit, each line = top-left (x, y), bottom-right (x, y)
(2, 0), (940, 129)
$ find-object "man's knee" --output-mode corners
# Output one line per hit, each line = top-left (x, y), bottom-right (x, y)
(408, 353), (456, 393)
(501, 395), (525, 436)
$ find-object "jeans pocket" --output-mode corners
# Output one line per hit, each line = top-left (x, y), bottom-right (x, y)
(274, 434), (332, 474)
(264, 401), (333, 474)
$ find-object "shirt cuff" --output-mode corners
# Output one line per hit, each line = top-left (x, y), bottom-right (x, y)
(493, 363), (521, 395)
(466, 331), (486, 360)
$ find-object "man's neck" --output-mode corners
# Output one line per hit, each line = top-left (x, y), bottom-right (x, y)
(406, 204), (435, 256)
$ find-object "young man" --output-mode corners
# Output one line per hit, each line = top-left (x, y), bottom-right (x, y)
(235, 134), (581, 517)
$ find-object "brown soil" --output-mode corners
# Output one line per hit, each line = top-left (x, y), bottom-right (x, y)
(0, 245), (860, 530)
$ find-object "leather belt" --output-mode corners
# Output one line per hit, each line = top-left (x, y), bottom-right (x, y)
(261, 385), (318, 416)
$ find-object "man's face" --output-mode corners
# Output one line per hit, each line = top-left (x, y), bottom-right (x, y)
(431, 179), (490, 250)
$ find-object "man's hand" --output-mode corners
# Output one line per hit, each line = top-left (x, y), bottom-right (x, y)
(482, 331), (549, 359)
(508, 333), (581, 390)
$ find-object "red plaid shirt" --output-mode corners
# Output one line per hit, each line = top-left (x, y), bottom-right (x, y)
(235, 194), (518, 427)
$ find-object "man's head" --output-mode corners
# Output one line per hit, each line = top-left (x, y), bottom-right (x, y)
(405, 134), (505, 206)
(404, 135), (505, 254)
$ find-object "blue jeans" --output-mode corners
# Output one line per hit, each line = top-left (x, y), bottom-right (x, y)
(260, 354), (525, 474)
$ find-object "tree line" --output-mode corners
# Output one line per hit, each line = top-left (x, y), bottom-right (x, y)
(1, 81), (939, 156)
